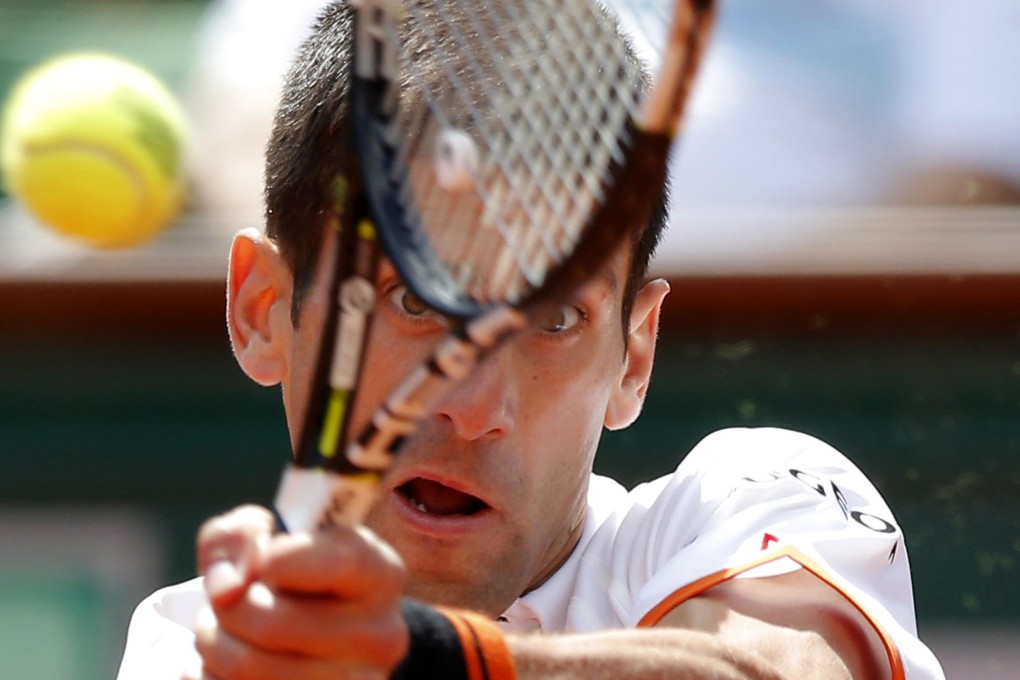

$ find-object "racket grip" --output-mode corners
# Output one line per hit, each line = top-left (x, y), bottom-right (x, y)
(274, 464), (381, 532)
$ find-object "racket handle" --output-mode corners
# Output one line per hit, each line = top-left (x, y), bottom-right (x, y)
(274, 465), (381, 532)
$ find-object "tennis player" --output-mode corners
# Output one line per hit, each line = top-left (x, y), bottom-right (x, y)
(117, 3), (945, 679)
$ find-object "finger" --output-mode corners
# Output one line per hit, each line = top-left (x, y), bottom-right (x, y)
(196, 505), (276, 606)
(259, 525), (406, 602)
(195, 606), (394, 680)
(211, 582), (409, 664)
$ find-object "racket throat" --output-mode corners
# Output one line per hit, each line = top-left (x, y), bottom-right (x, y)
(275, 465), (381, 532)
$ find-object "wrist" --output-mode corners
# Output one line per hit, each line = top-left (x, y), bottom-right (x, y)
(392, 598), (517, 680)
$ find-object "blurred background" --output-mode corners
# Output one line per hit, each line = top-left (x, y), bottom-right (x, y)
(1, 0), (1017, 677)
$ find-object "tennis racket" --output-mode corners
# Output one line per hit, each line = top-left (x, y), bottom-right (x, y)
(276, 0), (716, 532)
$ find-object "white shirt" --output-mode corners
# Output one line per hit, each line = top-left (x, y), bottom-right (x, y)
(117, 427), (945, 679)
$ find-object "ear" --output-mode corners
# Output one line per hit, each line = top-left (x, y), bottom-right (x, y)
(226, 227), (294, 386)
(604, 278), (670, 431)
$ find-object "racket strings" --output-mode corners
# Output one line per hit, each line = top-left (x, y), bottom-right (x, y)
(409, 1), (578, 299)
(392, 1), (644, 305)
(393, 6), (540, 300)
(486, 2), (641, 267)
(408, 3), (559, 299)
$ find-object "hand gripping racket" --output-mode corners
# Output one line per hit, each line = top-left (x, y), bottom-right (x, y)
(276, 0), (716, 532)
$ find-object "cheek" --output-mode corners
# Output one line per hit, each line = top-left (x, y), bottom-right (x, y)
(516, 346), (621, 471)
(280, 310), (325, 446)
(523, 336), (624, 427)
(348, 318), (439, 430)
(280, 261), (344, 445)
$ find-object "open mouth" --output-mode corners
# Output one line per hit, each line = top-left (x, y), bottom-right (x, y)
(397, 478), (489, 517)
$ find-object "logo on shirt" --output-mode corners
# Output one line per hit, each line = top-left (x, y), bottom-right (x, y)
(742, 468), (900, 545)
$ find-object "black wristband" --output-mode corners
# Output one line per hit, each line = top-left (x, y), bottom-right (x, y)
(391, 598), (517, 680)
(392, 599), (471, 680)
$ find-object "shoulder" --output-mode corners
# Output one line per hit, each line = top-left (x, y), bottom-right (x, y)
(625, 427), (905, 565)
(585, 426), (863, 530)
(663, 427), (893, 522)
(680, 426), (856, 476)
(573, 427), (906, 617)
(601, 427), (879, 534)
(549, 430), (942, 677)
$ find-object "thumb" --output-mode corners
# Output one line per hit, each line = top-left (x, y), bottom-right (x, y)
(196, 504), (275, 607)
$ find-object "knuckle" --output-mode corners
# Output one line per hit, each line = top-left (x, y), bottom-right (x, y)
(230, 649), (268, 680)
(204, 638), (269, 680)
(321, 528), (359, 564)
(349, 608), (410, 669)
(233, 584), (286, 646)
(196, 505), (274, 570)
(224, 505), (276, 539)
(374, 564), (407, 602)
(354, 527), (407, 588)
(196, 515), (229, 551)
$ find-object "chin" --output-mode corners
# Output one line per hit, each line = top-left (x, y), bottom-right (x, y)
(404, 577), (509, 619)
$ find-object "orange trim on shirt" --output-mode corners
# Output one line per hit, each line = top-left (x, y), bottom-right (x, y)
(636, 545), (905, 680)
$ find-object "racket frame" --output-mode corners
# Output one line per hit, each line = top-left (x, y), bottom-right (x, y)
(279, 0), (716, 531)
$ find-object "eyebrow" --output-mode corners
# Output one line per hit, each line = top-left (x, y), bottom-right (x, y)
(588, 269), (619, 295)
(378, 254), (620, 301)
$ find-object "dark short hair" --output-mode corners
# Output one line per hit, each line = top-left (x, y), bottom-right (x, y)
(264, 2), (670, 336)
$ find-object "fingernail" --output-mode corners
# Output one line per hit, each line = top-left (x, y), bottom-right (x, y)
(204, 560), (243, 599)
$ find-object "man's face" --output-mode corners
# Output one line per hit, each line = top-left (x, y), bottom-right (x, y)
(280, 228), (641, 617)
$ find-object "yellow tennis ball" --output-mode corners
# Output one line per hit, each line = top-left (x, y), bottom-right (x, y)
(0, 53), (187, 248)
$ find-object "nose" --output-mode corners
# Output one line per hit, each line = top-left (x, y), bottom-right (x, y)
(434, 347), (514, 441)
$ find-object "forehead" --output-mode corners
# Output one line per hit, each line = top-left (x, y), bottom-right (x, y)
(375, 243), (627, 303)
(582, 252), (623, 301)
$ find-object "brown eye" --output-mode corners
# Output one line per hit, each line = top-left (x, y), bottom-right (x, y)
(536, 305), (583, 334)
(399, 288), (429, 315)
(386, 285), (439, 320)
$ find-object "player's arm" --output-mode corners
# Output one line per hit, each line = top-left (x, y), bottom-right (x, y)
(657, 569), (890, 678)
(508, 573), (887, 680)
(193, 506), (769, 680)
(192, 508), (885, 680)
(508, 626), (785, 680)
(507, 594), (875, 680)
